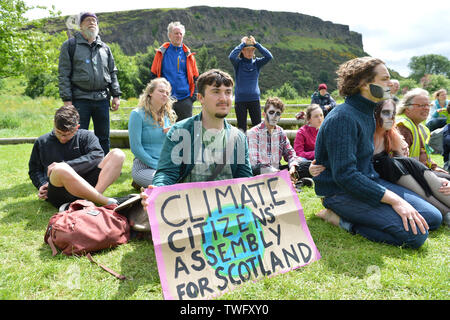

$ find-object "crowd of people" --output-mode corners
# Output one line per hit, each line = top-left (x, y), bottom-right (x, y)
(28, 13), (449, 251)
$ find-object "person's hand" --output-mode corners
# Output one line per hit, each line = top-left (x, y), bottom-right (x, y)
(38, 182), (49, 200)
(63, 101), (73, 107)
(248, 36), (256, 44)
(383, 190), (429, 235)
(325, 105), (331, 110)
(309, 160), (325, 177)
(434, 166), (448, 174)
(140, 185), (155, 210)
(438, 178), (450, 195)
(163, 126), (171, 134)
(241, 36), (248, 44)
(111, 97), (120, 111)
(289, 166), (298, 184)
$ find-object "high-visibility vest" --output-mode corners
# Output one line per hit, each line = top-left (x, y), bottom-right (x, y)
(397, 117), (432, 168)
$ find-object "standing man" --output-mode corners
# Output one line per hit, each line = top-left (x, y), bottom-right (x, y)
(313, 57), (442, 249)
(58, 12), (121, 155)
(151, 21), (199, 122)
(29, 105), (125, 211)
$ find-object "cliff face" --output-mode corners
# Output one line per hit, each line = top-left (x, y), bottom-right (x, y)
(45, 6), (366, 92)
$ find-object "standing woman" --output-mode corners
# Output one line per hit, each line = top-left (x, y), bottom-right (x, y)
(128, 78), (177, 188)
(229, 36), (273, 132)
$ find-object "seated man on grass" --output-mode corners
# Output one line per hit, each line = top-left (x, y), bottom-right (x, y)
(140, 68), (253, 207)
(28, 105), (125, 211)
(246, 97), (314, 189)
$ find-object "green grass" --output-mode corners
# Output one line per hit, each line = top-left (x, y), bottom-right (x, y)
(0, 146), (448, 300)
(0, 85), (448, 300)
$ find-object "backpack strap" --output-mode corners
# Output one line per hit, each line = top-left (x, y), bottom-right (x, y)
(86, 253), (127, 280)
(68, 37), (76, 78)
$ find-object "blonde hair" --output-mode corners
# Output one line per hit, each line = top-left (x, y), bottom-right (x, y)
(138, 78), (177, 127)
(433, 88), (447, 100)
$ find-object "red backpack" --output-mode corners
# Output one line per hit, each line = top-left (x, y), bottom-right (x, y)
(44, 199), (130, 279)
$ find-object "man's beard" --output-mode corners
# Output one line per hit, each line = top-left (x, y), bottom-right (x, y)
(82, 26), (99, 40)
(214, 112), (228, 119)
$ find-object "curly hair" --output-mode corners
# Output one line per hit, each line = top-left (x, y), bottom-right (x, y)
(336, 57), (385, 97)
(264, 97), (285, 113)
(138, 78), (177, 127)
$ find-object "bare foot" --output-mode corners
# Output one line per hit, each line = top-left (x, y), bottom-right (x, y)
(316, 209), (340, 227)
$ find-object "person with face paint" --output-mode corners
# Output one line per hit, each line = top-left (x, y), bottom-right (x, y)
(312, 99), (450, 226)
(247, 97), (313, 188)
(229, 36), (273, 132)
(311, 57), (442, 248)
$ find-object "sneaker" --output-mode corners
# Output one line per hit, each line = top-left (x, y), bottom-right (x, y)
(113, 194), (138, 206)
(58, 202), (70, 212)
(131, 180), (141, 191)
(299, 177), (314, 188)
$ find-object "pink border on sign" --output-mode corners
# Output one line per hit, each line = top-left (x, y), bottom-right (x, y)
(145, 170), (320, 300)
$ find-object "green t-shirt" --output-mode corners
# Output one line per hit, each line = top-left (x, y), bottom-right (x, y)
(182, 127), (233, 182)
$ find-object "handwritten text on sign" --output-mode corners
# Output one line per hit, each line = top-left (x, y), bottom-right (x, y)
(146, 170), (321, 300)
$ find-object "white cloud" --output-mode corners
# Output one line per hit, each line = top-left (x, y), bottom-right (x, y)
(23, 0), (450, 77)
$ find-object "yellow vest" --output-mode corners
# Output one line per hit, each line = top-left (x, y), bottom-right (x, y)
(397, 117), (432, 168)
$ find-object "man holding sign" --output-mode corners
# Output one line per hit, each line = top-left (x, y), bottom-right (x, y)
(150, 68), (253, 186)
(138, 69), (320, 300)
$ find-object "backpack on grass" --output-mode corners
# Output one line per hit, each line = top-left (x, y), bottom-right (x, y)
(44, 199), (130, 279)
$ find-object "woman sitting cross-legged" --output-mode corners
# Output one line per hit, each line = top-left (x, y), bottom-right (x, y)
(313, 98), (450, 228)
(128, 78), (177, 189)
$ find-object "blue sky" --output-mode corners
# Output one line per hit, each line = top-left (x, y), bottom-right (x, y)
(24, 0), (450, 77)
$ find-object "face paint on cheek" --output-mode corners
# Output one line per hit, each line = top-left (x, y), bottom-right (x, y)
(370, 84), (392, 100)
(266, 113), (280, 126)
(380, 107), (395, 130)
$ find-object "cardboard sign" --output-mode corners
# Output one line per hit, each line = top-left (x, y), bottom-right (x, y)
(146, 170), (321, 300)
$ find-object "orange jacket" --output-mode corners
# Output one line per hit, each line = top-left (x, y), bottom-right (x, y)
(150, 42), (199, 97)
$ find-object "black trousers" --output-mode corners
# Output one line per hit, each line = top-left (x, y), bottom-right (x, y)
(235, 100), (262, 132)
(252, 161), (312, 178)
(173, 96), (194, 122)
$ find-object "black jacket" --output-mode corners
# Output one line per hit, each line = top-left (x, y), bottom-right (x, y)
(28, 129), (104, 189)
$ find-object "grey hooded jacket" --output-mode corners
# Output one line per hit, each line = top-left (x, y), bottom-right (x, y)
(58, 32), (121, 101)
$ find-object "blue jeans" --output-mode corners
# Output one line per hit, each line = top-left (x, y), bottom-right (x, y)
(323, 178), (442, 248)
(73, 99), (110, 154)
(426, 117), (446, 132)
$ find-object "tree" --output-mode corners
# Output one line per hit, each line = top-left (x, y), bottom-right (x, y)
(408, 54), (450, 82)
(0, 0), (57, 78)
(109, 43), (137, 99)
(24, 31), (66, 99)
(421, 74), (450, 94)
(195, 45), (218, 74)
(133, 42), (158, 97)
